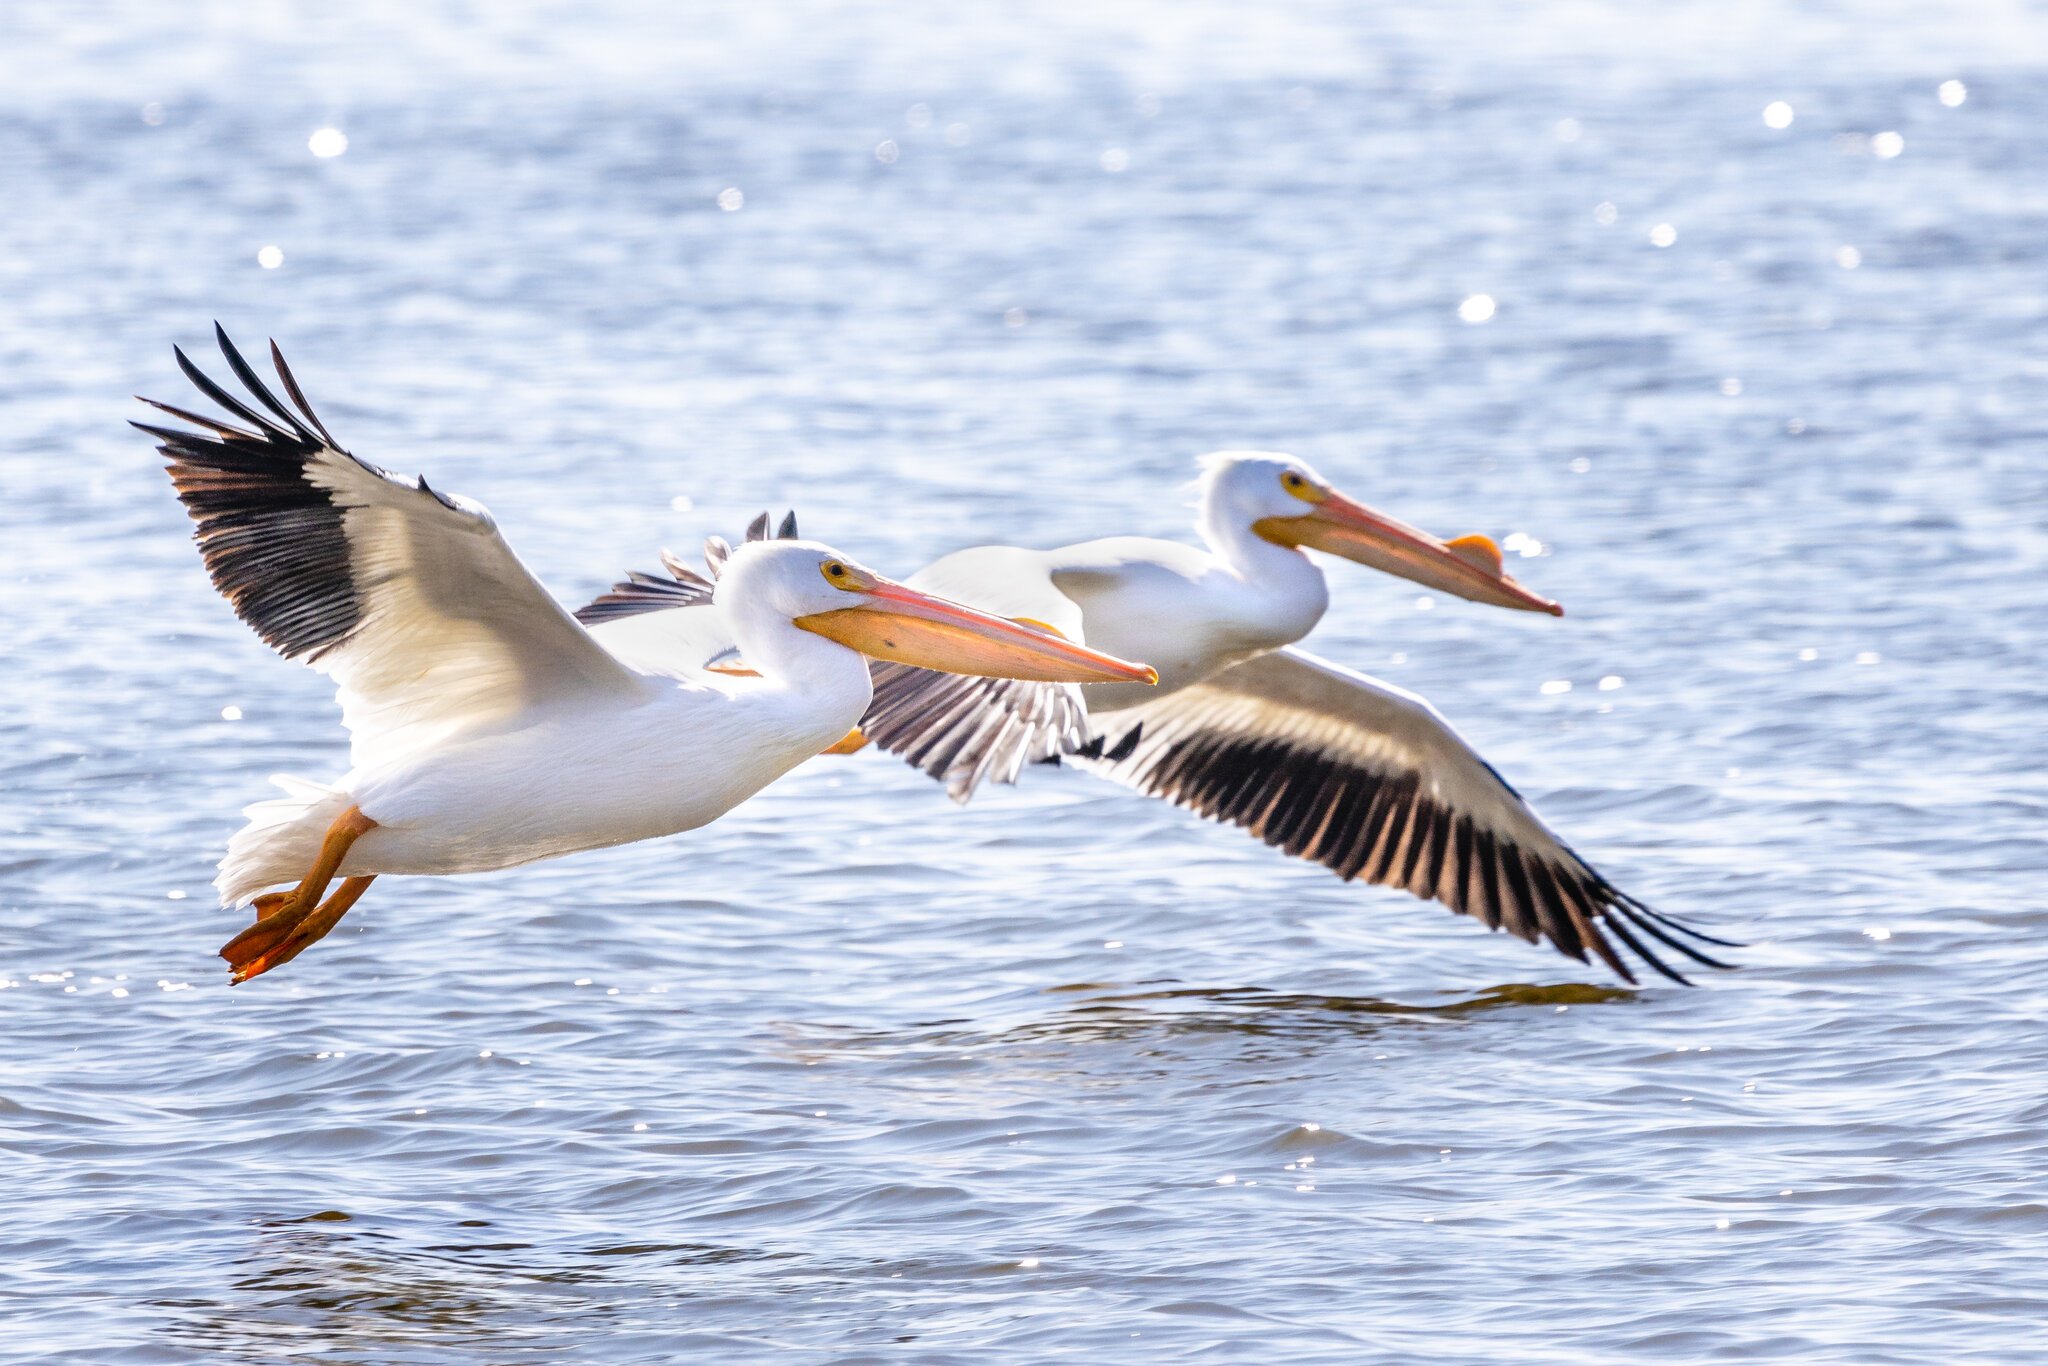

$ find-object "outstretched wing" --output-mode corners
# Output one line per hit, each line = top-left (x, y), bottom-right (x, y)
(140, 325), (646, 771)
(855, 545), (1093, 801)
(1069, 647), (1733, 984)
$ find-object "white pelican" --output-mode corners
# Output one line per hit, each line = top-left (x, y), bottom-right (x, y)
(628, 455), (1730, 983)
(136, 328), (1155, 983)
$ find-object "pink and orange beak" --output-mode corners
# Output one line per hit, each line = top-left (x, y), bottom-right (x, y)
(796, 578), (1158, 684)
(1256, 489), (1563, 615)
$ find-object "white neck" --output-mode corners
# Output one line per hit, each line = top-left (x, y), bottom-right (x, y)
(722, 598), (875, 732)
(1196, 498), (1330, 646)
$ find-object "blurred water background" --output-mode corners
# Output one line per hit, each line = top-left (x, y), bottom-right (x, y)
(3, 1), (2047, 1360)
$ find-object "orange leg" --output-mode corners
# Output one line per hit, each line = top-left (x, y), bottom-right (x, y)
(227, 876), (377, 982)
(220, 806), (378, 983)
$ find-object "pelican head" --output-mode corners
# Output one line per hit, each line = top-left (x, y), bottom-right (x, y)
(716, 539), (1157, 684)
(1201, 451), (1562, 616)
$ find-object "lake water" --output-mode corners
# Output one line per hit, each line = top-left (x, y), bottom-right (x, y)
(3, 2), (2045, 1360)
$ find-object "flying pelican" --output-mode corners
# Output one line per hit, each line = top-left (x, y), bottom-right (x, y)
(609, 455), (1729, 983)
(136, 328), (1155, 983)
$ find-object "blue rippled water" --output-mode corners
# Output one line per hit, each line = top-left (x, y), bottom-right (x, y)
(3, 3), (2046, 1361)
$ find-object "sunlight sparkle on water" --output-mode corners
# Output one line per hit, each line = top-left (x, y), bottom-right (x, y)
(1598, 675), (1624, 691)
(1458, 294), (1496, 323)
(1594, 201), (1617, 225)
(875, 140), (900, 164)
(1721, 377), (1742, 397)
(308, 127), (348, 158)
(717, 188), (744, 211)
(1100, 148), (1130, 173)
(219, 705), (241, 720)
(1554, 117), (1581, 142)
(1502, 531), (1543, 557)
(905, 103), (932, 129)
(1649, 223), (1677, 248)
(256, 245), (283, 269)
(1871, 131), (1904, 159)
(1835, 245), (1862, 269)
(1762, 101), (1794, 129)
(1938, 80), (1968, 107)
(1541, 680), (1572, 695)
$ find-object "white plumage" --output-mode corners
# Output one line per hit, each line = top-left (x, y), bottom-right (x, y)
(141, 328), (1153, 981)
(834, 453), (1732, 983)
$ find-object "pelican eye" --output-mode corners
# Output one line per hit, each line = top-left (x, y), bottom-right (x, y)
(821, 560), (857, 588)
(1280, 470), (1326, 504)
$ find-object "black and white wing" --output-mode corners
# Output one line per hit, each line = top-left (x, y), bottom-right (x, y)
(860, 661), (1090, 802)
(140, 326), (646, 770)
(1070, 647), (1733, 984)
(853, 545), (1094, 801)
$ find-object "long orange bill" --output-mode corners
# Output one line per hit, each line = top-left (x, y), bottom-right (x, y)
(796, 581), (1158, 683)
(1262, 491), (1563, 615)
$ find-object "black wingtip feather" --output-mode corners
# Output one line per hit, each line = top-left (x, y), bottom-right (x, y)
(268, 339), (340, 447)
(143, 332), (362, 663)
(1616, 890), (1745, 949)
(174, 342), (293, 442)
(1083, 722), (1729, 986)
(138, 396), (260, 440)
(1610, 898), (1737, 971)
(214, 323), (317, 444)
(1598, 914), (1685, 986)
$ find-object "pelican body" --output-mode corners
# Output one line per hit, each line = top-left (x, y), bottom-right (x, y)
(903, 454), (1555, 714)
(839, 454), (1732, 983)
(139, 329), (1152, 982)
